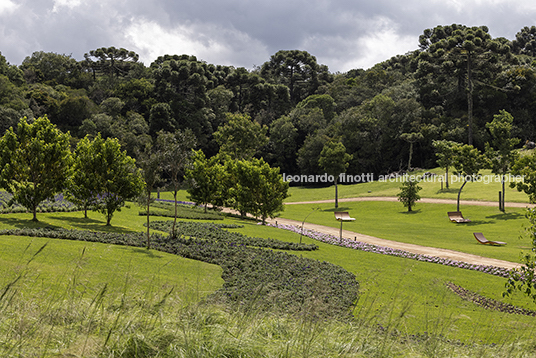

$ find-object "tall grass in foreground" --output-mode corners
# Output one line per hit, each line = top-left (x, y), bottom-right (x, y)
(2, 244), (536, 357)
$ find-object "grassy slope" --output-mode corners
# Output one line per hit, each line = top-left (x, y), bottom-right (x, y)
(0, 206), (224, 304)
(2, 187), (536, 346)
(231, 221), (536, 343)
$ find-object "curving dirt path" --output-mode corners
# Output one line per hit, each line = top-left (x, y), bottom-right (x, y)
(262, 197), (532, 270)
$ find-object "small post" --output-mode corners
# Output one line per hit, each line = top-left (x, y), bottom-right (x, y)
(339, 220), (343, 242)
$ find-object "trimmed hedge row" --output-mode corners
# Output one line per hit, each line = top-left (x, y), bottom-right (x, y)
(0, 225), (358, 319)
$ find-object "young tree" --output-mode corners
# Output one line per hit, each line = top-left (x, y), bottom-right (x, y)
(227, 158), (289, 224)
(452, 144), (485, 211)
(157, 129), (197, 237)
(0, 116), (72, 221)
(432, 140), (460, 189)
(185, 150), (227, 212)
(318, 140), (353, 208)
(137, 142), (162, 249)
(397, 178), (422, 212)
(67, 136), (99, 218)
(485, 110), (520, 211)
(80, 134), (144, 225)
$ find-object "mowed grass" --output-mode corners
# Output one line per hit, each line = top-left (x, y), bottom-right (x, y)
(3, 194), (536, 351)
(281, 201), (530, 263)
(227, 220), (536, 343)
(285, 168), (531, 203)
(0, 206), (224, 304)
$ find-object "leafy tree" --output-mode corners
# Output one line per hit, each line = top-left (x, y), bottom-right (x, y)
(0, 116), (72, 221)
(260, 50), (332, 104)
(318, 140), (353, 208)
(268, 115), (298, 174)
(67, 135), (100, 218)
(226, 158), (289, 224)
(397, 178), (422, 212)
(432, 140), (461, 189)
(452, 144), (485, 211)
(20, 51), (87, 87)
(512, 26), (536, 57)
(157, 129), (197, 237)
(185, 150), (227, 212)
(90, 135), (144, 225)
(510, 151), (536, 203)
(213, 113), (268, 160)
(416, 24), (512, 145)
(151, 55), (216, 150)
(485, 110), (520, 211)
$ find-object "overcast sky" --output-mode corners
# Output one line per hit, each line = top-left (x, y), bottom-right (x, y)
(1, 0), (536, 73)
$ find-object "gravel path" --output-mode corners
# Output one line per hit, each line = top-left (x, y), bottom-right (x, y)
(264, 197), (532, 270)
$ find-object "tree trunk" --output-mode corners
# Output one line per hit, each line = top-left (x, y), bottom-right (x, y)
(32, 206), (38, 222)
(146, 192), (151, 249)
(457, 179), (468, 212)
(172, 190), (178, 238)
(467, 54), (474, 146)
(335, 180), (339, 208)
(445, 167), (449, 189)
(501, 174), (506, 212)
(408, 142), (414, 171)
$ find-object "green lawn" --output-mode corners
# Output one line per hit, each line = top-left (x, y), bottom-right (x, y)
(226, 219), (536, 343)
(285, 168), (531, 203)
(2, 196), (536, 352)
(0, 207), (223, 302)
(279, 201), (529, 263)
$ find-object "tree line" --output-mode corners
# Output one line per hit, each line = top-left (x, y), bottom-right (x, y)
(2, 25), (536, 181)
(0, 116), (288, 243)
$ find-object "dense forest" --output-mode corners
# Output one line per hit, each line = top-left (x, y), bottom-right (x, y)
(2, 24), (536, 180)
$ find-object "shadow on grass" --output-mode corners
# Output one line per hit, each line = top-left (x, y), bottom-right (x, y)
(454, 220), (495, 226)
(126, 247), (164, 258)
(0, 216), (63, 229)
(486, 212), (524, 221)
(399, 209), (422, 214)
(54, 215), (137, 234)
(436, 188), (459, 194)
(323, 207), (351, 212)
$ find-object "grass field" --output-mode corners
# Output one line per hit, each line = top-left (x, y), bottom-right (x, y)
(285, 168), (531, 204)
(3, 177), (536, 356)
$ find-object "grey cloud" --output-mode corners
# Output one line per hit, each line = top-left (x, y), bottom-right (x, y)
(1, 0), (535, 72)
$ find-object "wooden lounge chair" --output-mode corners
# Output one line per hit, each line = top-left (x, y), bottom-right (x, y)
(447, 211), (471, 223)
(334, 212), (355, 240)
(335, 212), (356, 222)
(473, 232), (506, 246)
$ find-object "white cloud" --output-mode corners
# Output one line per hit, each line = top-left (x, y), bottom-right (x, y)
(125, 19), (269, 68)
(0, 0), (18, 15)
(353, 22), (417, 70)
(52, 0), (83, 12)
